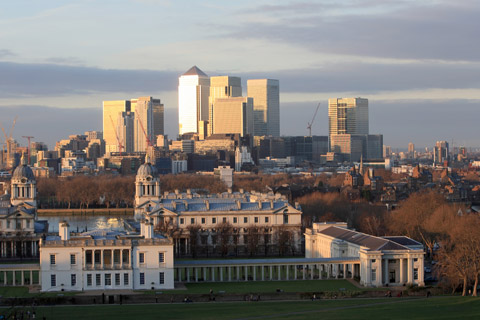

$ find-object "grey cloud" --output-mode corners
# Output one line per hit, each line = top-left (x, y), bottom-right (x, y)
(236, 61), (480, 93)
(230, 1), (480, 61)
(44, 56), (85, 65)
(0, 49), (16, 58)
(0, 61), (179, 98)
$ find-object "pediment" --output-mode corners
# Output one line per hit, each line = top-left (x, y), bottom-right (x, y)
(136, 200), (160, 209)
(147, 207), (178, 217)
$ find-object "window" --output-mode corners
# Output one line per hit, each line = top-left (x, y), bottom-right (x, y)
(51, 275), (56, 287)
(124, 273), (129, 286)
(87, 274), (92, 286)
(180, 218), (184, 224)
(283, 213), (288, 224)
(115, 273), (120, 286)
(212, 218), (216, 224)
(254, 217), (259, 223)
(190, 218), (195, 224)
(140, 273), (145, 285)
(244, 217), (248, 223)
(105, 273), (111, 286)
(265, 217), (269, 223)
(201, 218), (206, 224)
(6, 221), (10, 228)
(96, 274), (101, 286)
(414, 268), (418, 280)
(50, 254), (56, 265)
(371, 269), (376, 281)
(223, 217), (227, 223)
(139, 253), (145, 264)
(26, 220), (30, 228)
(233, 217), (237, 223)
(159, 252), (165, 263)
(159, 272), (165, 284)
(414, 258), (418, 262)
(70, 254), (76, 265)
(86, 251), (92, 264)
(71, 274), (76, 286)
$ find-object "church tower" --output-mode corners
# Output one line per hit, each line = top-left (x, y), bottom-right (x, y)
(134, 154), (161, 211)
(11, 153), (37, 208)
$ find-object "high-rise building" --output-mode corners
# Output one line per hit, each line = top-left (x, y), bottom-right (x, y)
(103, 97), (163, 154)
(212, 97), (253, 137)
(178, 66), (210, 136)
(208, 76), (242, 136)
(247, 79), (280, 137)
(434, 141), (449, 165)
(328, 98), (368, 136)
(103, 100), (132, 154)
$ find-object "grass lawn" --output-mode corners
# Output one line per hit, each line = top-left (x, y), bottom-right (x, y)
(144, 279), (360, 295)
(1, 296), (479, 320)
(0, 287), (77, 298)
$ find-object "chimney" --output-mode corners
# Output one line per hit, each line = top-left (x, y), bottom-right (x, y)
(140, 218), (146, 236)
(172, 200), (177, 211)
(236, 199), (241, 210)
(59, 221), (70, 241)
(270, 200), (274, 209)
(204, 200), (210, 211)
(144, 220), (154, 239)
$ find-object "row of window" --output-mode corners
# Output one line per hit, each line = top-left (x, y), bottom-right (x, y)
(371, 268), (419, 282)
(1, 220), (32, 229)
(179, 216), (277, 225)
(50, 251), (165, 266)
(139, 252), (165, 264)
(51, 272), (166, 287)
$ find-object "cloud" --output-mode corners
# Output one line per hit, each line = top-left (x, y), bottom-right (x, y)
(0, 61), (179, 98)
(229, 1), (480, 62)
(0, 49), (16, 58)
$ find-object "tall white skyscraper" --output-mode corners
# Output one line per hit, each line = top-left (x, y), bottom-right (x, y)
(247, 79), (280, 137)
(178, 66), (210, 136)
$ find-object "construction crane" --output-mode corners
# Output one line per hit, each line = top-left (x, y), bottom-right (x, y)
(0, 116), (18, 169)
(137, 117), (152, 148)
(22, 136), (35, 164)
(109, 115), (124, 154)
(307, 103), (321, 136)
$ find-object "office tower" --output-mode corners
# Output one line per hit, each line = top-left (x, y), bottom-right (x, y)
(119, 111), (135, 153)
(328, 98), (368, 136)
(132, 97), (157, 152)
(212, 97), (253, 137)
(366, 135), (383, 159)
(178, 66), (210, 135)
(247, 79), (280, 137)
(208, 76), (242, 136)
(434, 141), (449, 165)
(153, 101), (165, 137)
(103, 100), (132, 154)
(383, 145), (392, 158)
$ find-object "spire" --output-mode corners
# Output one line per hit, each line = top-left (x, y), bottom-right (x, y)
(182, 66), (208, 77)
(145, 153), (151, 164)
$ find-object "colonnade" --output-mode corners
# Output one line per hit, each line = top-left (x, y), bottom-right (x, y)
(0, 267), (40, 286)
(174, 260), (360, 283)
(0, 240), (39, 258)
(84, 249), (130, 270)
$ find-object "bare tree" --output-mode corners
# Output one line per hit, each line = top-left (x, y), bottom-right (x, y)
(215, 222), (233, 257)
(276, 226), (293, 256)
(244, 225), (260, 256)
(187, 224), (201, 258)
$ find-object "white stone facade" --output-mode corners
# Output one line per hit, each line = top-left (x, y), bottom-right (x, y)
(305, 222), (424, 287)
(40, 221), (174, 292)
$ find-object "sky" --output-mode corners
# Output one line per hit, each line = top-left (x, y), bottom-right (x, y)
(0, 0), (479, 149)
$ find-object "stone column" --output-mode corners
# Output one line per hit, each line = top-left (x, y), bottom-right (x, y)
(407, 258), (413, 284)
(270, 266), (273, 280)
(253, 266), (256, 281)
(21, 271), (25, 285)
(278, 265), (281, 281)
(303, 265), (306, 280)
(399, 259), (404, 284)
(294, 266), (297, 280)
(236, 266), (240, 281)
(30, 270), (33, 285)
(203, 267), (207, 281)
(229, 267), (232, 281)
(286, 265), (289, 280)
(187, 268), (191, 283)
(195, 268), (198, 282)
(211, 267), (215, 282)
(220, 267), (223, 282)
(311, 265), (314, 280)
(343, 264), (347, 279)
(244, 266), (248, 281)
(262, 266), (265, 281)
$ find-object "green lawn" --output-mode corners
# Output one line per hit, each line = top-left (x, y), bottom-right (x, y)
(1, 296), (479, 320)
(143, 279), (360, 295)
(0, 287), (77, 298)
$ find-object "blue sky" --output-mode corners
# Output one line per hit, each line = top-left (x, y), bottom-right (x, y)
(1, 0), (479, 148)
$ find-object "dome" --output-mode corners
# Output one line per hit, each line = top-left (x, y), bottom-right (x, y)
(136, 162), (158, 179)
(12, 164), (35, 182)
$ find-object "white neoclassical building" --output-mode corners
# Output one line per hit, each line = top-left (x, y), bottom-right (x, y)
(133, 155), (303, 256)
(40, 220), (174, 292)
(305, 222), (424, 287)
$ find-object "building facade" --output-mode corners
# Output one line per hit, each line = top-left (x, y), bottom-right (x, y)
(247, 79), (280, 137)
(178, 66), (210, 135)
(305, 222), (425, 287)
(40, 221), (174, 292)
(212, 97), (253, 137)
(208, 76), (242, 136)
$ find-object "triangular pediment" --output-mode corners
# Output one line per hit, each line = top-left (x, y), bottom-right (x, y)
(272, 203), (302, 214)
(147, 207), (178, 217)
(136, 200), (160, 209)
(5, 208), (35, 219)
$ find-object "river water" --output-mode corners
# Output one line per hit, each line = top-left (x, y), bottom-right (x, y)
(42, 215), (133, 233)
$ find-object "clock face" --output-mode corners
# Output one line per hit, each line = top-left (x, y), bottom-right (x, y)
(21, 178), (27, 183)
(146, 176), (152, 181)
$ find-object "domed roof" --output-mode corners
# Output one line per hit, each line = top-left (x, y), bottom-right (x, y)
(12, 164), (35, 181)
(136, 154), (158, 179)
(12, 153), (35, 181)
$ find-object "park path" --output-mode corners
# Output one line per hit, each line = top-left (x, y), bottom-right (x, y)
(234, 297), (430, 320)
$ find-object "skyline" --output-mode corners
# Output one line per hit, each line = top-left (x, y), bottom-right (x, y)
(1, 0), (479, 148)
